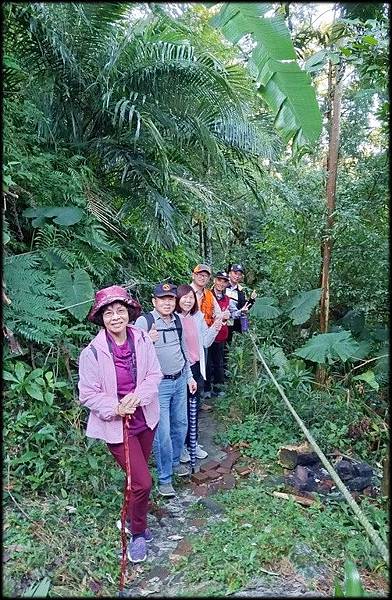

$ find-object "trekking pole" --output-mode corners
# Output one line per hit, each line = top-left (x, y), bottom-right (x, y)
(119, 415), (132, 592)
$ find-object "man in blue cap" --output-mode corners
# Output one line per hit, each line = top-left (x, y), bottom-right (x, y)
(225, 264), (256, 343)
(135, 283), (197, 498)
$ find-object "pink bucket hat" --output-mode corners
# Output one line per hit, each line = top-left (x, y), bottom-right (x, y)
(88, 285), (141, 323)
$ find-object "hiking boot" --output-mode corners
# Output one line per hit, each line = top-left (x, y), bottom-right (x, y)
(127, 536), (147, 563)
(173, 463), (191, 477)
(158, 483), (176, 497)
(180, 447), (191, 463)
(195, 443), (208, 459)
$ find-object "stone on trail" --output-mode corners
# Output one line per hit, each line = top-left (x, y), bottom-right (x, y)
(217, 466), (231, 474)
(206, 469), (221, 480)
(170, 537), (193, 560)
(193, 484), (209, 497)
(197, 497), (226, 515)
(278, 442), (318, 469)
(191, 471), (209, 484)
(235, 465), (252, 477)
(200, 460), (220, 472)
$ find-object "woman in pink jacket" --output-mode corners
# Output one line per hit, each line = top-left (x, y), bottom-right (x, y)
(78, 286), (162, 564)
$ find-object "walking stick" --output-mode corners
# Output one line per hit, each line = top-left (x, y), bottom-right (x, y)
(119, 414), (132, 591)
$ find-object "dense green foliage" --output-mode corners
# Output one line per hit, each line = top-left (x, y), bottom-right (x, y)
(3, 2), (388, 597)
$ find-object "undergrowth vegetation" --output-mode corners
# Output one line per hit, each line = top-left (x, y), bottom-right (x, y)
(184, 484), (388, 595)
(3, 2), (388, 598)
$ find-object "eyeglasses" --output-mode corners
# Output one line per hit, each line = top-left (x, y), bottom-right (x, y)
(195, 273), (209, 278)
(103, 307), (128, 318)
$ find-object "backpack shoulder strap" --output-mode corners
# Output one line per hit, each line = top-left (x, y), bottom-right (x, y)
(142, 312), (155, 332)
(90, 344), (98, 360)
(173, 313), (183, 341)
(173, 313), (187, 364)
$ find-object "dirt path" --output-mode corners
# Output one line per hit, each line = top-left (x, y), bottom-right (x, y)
(120, 409), (327, 597)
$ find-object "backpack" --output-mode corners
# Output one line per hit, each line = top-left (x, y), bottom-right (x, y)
(143, 311), (187, 363)
(142, 311), (181, 338)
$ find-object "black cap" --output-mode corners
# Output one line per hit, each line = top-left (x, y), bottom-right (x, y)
(215, 271), (230, 281)
(153, 282), (177, 297)
(229, 264), (244, 273)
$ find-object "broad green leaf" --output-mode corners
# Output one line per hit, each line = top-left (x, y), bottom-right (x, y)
(294, 331), (360, 365)
(3, 371), (19, 382)
(352, 339), (372, 360)
(268, 346), (288, 368)
(304, 49), (328, 72)
(22, 576), (51, 597)
(25, 383), (44, 401)
(88, 455), (99, 470)
(333, 580), (344, 596)
(252, 296), (281, 319)
(287, 288), (322, 325)
(210, 3), (322, 151)
(44, 391), (54, 405)
(352, 370), (379, 391)
(362, 35), (378, 46)
(23, 206), (83, 227)
(15, 362), (26, 381)
(55, 269), (93, 321)
(343, 560), (365, 597)
(29, 368), (44, 379)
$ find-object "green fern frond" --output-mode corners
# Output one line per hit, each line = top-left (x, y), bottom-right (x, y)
(4, 253), (64, 345)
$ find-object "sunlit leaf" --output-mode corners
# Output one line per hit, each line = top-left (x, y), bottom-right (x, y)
(55, 269), (93, 321)
(252, 296), (281, 319)
(294, 330), (360, 365)
(287, 288), (322, 325)
(210, 3), (322, 152)
(352, 370), (379, 391)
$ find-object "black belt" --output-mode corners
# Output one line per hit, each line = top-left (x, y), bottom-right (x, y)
(163, 369), (183, 380)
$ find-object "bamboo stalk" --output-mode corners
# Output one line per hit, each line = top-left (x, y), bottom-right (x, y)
(249, 334), (389, 565)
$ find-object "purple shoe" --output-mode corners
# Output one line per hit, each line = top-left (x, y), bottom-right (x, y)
(144, 528), (153, 543)
(127, 536), (147, 563)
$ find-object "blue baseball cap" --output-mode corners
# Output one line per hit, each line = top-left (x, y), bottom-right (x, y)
(153, 282), (177, 297)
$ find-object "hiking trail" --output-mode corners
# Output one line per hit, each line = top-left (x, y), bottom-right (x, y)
(121, 408), (330, 597)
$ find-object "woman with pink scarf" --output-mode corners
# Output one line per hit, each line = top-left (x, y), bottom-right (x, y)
(78, 286), (162, 564)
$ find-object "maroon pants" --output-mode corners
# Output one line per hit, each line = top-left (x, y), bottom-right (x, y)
(107, 427), (155, 535)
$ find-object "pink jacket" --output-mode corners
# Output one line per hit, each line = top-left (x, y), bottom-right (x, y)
(78, 326), (162, 443)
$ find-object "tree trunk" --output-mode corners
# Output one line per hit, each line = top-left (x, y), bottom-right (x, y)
(316, 60), (345, 384)
(205, 223), (212, 265)
(381, 454), (389, 497)
(198, 221), (204, 258)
